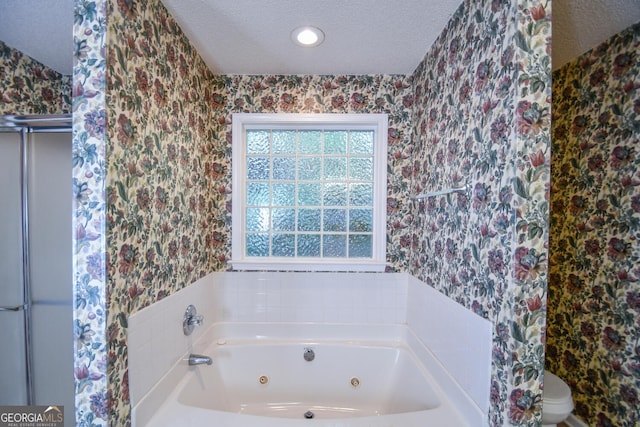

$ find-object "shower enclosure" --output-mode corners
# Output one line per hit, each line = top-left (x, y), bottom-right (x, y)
(0, 115), (74, 426)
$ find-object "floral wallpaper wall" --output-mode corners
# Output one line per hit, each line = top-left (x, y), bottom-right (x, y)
(409, 0), (552, 425)
(548, 22), (640, 426)
(218, 74), (415, 270)
(73, 0), (108, 425)
(0, 40), (71, 115)
(71, 0), (550, 425)
(103, 0), (414, 424)
(104, 0), (227, 424)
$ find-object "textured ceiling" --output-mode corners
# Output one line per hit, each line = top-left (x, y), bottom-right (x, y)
(0, 0), (74, 75)
(159, 0), (462, 75)
(553, 0), (640, 70)
(0, 1), (638, 76)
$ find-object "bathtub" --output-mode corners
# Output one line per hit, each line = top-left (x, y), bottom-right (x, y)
(132, 323), (484, 426)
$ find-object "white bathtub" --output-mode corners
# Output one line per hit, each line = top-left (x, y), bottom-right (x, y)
(132, 323), (484, 426)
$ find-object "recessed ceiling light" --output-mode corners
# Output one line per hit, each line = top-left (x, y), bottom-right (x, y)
(291, 26), (325, 47)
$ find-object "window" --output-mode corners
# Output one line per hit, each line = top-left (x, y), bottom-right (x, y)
(231, 113), (388, 272)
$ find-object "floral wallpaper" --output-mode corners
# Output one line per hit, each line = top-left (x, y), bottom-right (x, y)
(103, 1), (413, 422)
(72, 0), (108, 425)
(548, 21), (640, 426)
(0, 40), (71, 115)
(219, 74), (415, 271)
(104, 0), (226, 424)
(104, 0), (414, 423)
(67, 0), (551, 425)
(409, 0), (551, 425)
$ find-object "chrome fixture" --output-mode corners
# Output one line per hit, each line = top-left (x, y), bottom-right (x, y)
(304, 410), (315, 419)
(0, 114), (72, 131)
(188, 354), (212, 366)
(0, 304), (26, 312)
(350, 377), (361, 388)
(303, 347), (315, 362)
(410, 182), (471, 201)
(182, 304), (204, 335)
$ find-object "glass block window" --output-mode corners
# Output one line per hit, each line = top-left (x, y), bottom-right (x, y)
(231, 113), (388, 272)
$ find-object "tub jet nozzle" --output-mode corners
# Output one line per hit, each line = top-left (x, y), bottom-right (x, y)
(304, 410), (314, 419)
(303, 347), (315, 362)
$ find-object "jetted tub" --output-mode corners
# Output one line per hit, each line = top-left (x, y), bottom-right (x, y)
(132, 324), (484, 426)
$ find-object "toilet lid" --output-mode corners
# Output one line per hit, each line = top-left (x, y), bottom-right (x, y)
(544, 371), (573, 404)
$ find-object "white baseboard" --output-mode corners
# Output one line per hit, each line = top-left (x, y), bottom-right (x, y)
(565, 414), (589, 427)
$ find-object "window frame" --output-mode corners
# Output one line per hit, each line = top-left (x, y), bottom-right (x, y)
(231, 113), (388, 272)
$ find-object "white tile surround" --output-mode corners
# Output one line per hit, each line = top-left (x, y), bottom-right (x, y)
(405, 274), (492, 413)
(128, 272), (492, 416)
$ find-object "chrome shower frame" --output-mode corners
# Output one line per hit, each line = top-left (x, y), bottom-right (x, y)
(0, 114), (72, 404)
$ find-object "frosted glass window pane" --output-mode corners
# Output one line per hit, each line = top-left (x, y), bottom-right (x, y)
(298, 209), (321, 232)
(246, 208), (270, 231)
(297, 234), (320, 257)
(272, 234), (295, 257)
(350, 130), (374, 154)
(298, 183), (321, 206)
(272, 208), (295, 231)
(247, 130), (270, 154)
(349, 183), (373, 206)
(247, 157), (270, 180)
(247, 234), (269, 256)
(349, 208), (373, 232)
(324, 157), (347, 180)
(323, 235), (346, 257)
(247, 182), (270, 205)
(323, 209), (346, 232)
(273, 157), (296, 180)
(298, 157), (321, 181)
(272, 183), (295, 206)
(273, 130), (296, 154)
(299, 130), (322, 154)
(235, 114), (386, 267)
(323, 183), (347, 206)
(324, 131), (347, 154)
(349, 158), (373, 180)
(349, 234), (372, 258)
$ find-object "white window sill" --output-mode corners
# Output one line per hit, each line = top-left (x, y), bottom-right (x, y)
(230, 259), (388, 272)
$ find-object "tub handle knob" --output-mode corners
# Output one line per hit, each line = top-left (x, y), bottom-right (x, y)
(183, 304), (204, 335)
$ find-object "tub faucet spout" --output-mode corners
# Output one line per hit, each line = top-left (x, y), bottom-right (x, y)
(188, 354), (212, 366)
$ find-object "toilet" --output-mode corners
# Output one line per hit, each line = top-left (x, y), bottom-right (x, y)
(542, 370), (574, 427)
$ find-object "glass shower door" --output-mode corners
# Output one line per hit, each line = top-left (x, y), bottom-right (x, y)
(0, 131), (29, 404)
(27, 131), (74, 419)
(0, 127), (74, 426)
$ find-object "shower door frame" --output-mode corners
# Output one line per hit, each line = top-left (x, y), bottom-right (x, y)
(0, 114), (72, 405)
